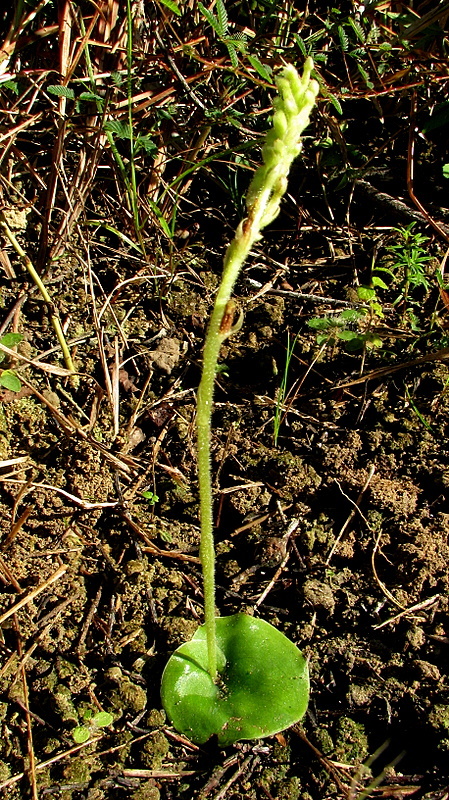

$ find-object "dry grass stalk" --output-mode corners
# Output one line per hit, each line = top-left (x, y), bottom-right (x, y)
(0, 563), (68, 626)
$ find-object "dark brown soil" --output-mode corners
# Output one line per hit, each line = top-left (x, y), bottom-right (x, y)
(1, 233), (449, 799)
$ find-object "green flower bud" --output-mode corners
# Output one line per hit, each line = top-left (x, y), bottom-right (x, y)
(246, 58), (319, 229)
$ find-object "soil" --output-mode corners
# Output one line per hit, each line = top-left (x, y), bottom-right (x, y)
(1, 31), (449, 800)
(2, 229), (449, 799)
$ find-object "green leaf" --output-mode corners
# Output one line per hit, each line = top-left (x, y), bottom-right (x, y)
(422, 102), (449, 133)
(92, 711), (114, 728)
(79, 91), (103, 102)
(216, 0), (228, 37)
(147, 198), (173, 238)
(160, 0), (182, 14)
(339, 309), (361, 322)
(198, 3), (222, 36)
(111, 71), (123, 86)
(357, 285), (376, 301)
(134, 135), (157, 156)
(364, 333), (383, 348)
(293, 35), (308, 57)
(142, 491), (159, 504)
(337, 329), (358, 341)
(161, 614), (309, 746)
(104, 119), (132, 139)
(2, 80), (19, 95)
(47, 85), (75, 99)
(356, 63), (373, 89)
(0, 371), (21, 392)
(72, 726), (91, 744)
(307, 317), (332, 330)
(347, 17), (365, 43)
(443, 164), (449, 179)
(226, 40), (239, 68)
(0, 333), (23, 348)
(345, 336), (364, 351)
(247, 55), (272, 82)
(372, 276), (389, 290)
(327, 92), (343, 115)
(338, 25), (349, 51)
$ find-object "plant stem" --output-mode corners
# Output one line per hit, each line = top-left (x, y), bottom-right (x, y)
(196, 59), (319, 680)
(197, 221), (267, 681)
(0, 213), (75, 374)
(125, 0), (143, 248)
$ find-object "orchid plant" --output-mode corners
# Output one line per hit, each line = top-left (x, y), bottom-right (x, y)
(161, 59), (319, 746)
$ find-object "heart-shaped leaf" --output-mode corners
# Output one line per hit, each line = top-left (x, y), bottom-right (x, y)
(161, 614), (309, 746)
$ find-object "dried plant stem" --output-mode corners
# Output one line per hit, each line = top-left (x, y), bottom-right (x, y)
(197, 60), (319, 680)
(0, 213), (75, 373)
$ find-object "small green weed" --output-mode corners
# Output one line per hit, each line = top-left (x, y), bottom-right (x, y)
(308, 309), (383, 351)
(0, 333), (23, 392)
(72, 711), (114, 744)
(142, 490), (159, 505)
(405, 385), (432, 431)
(384, 222), (432, 325)
(198, 0), (271, 79)
(273, 332), (297, 446)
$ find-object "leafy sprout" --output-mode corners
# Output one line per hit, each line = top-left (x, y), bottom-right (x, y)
(72, 711), (114, 744)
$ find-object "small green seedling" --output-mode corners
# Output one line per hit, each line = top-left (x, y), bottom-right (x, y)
(308, 309), (383, 351)
(72, 711), (114, 744)
(142, 490), (159, 505)
(0, 333), (23, 392)
(161, 60), (318, 746)
(385, 222), (432, 326)
(273, 331), (298, 445)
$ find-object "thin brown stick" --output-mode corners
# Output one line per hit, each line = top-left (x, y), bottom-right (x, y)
(292, 726), (350, 795)
(407, 92), (449, 243)
(78, 584), (103, 656)
(16, 374), (139, 474)
(371, 529), (407, 613)
(254, 518), (300, 608)
(0, 564), (68, 626)
(337, 347), (449, 388)
(2, 478), (120, 510)
(373, 594), (440, 630)
(121, 508), (201, 563)
(0, 737), (101, 792)
(0, 214), (75, 372)
(0, 555), (22, 591)
(14, 618), (38, 800)
(122, 769), (197, 779)
(326, 465), (376, 564)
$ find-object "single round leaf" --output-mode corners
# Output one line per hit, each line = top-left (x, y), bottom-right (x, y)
(161, 614), (309, 746)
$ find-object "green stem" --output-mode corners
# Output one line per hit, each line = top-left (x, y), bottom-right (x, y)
(197, 223), (262, 681)
(0, 214), (75, 374)
(196, 59), (319, 681)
